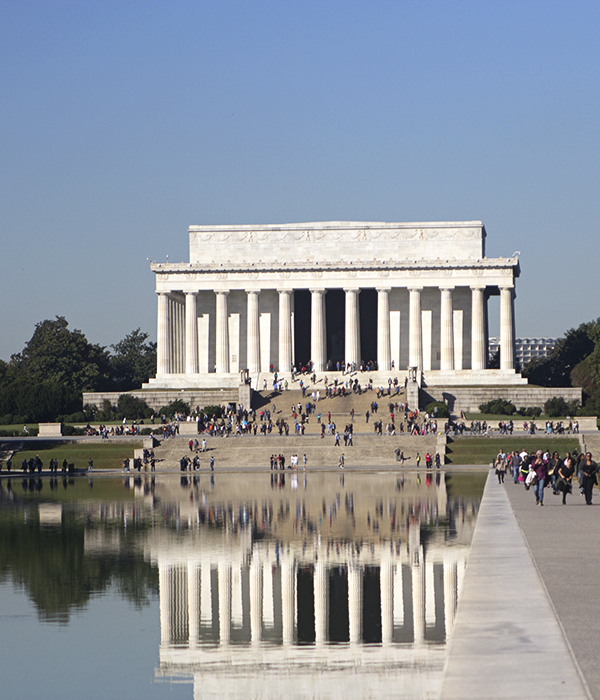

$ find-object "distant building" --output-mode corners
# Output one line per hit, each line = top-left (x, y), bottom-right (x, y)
(489, 337), (557, 367)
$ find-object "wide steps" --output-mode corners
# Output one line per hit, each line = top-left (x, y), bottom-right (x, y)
(152, 434), (439, 469)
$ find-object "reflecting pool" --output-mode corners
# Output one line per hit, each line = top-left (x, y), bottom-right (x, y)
(0, 471), (485, 700)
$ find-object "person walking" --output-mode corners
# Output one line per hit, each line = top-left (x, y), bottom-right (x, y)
(580, 452), (598, 505)
(210, 456), (215, 472)
(556, 456), (574, 505)
(338, 453), (345, 469)
(303, 454), (307, 470)
(532, 450), (548, 505)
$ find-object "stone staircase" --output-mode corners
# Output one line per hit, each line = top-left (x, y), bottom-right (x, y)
(250, 383), (413, 436)
(152, 433), (442, 470)
(149, 382), (444, 470)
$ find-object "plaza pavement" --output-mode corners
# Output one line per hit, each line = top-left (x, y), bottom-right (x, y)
(440, 469), (593, 700)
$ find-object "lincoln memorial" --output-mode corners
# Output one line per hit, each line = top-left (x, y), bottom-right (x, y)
(145, 220), (525, 391)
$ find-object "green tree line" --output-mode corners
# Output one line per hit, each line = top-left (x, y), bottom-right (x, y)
(0, 317), (156, 423)
(522, 318), (600, 414)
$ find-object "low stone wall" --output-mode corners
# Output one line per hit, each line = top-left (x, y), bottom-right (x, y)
(421, 385), (583, 414)
(83, 388), (240, 411)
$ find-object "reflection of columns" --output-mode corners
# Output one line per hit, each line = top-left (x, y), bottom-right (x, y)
(380, 560), (393, 645)
(188, 562), (200, 648)
(159, 563), (172, 644)
(470, 286), (486, 370)
(278, 290), (293, 373)
(218, 562), (231, 644)
(443, 558), (458, 639)
(157, 292), (172, 374)
(314, 560), (328, 645)
(215, 291), (230, 373)
(281, 559), (295, 645)
(185, 292), (199, 374)
(412, 551), (425, 644)
(310, 289), (326, 372)
(377, 288), (392, 371)
(344, 288), (361, 366)
(348, 564), (363, 644)
(246, 290), (261, 374)
(249, 556), (263, 644)
(500, 287), (515, 370)
(408, 287), (423, 370)
(440, 288), (454, 371)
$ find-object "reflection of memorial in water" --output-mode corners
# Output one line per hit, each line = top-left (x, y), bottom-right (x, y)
(146, 472), (479, 699)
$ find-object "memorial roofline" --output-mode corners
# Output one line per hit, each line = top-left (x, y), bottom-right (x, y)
(151, 256), (520, 275)
(188, 220), (484, 231)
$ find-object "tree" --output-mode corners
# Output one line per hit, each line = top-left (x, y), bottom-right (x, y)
(110, 329), (157, 391)
(9, 316), (111, 392)
(523, 320), (599, 387)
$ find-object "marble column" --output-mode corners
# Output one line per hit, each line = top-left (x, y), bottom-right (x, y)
(470, 286), (486, 371)
(380, 559), (393, 645)
(408, 287), (423, 370)
(440, 288), (455, 371)
(185, 292), (199, 375)
(344, 288), (361, 367)
(310, 289), (326, 372)
(443, 557), (458, 639)
(249, 556), (263, 644)
(278, 289), (293, 373)
(159, 563), (172, 644)
(215, 291), (230, 374)
(246, 290), (261, 374)
(348, 563), (363, 644)
(500, 286), (515, 370)
(377, 288), (392, 371)
(188, 562), (200, 648)
(412, 554), (425, 644)
(281, 559), (295, 645)
(314, 560), (328, 645)
(218, 562), (231, 645)
(157, 292), (172, 375)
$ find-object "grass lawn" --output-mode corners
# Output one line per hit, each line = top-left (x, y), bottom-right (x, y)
(11, 441), (142, 471)
(446, 436), (580, 465)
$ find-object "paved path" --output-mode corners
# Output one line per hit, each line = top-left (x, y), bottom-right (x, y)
(505, 475), (600, 699)
(440, 470), (590, 699)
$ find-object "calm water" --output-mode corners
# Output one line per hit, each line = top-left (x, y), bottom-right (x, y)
(0, 471), (484, 700)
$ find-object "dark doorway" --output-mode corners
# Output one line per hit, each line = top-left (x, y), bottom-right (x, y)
(294, 289), (311, 368)
(328, 567), (349, 642)
(297, 566), (316, 643)
(359, 289), (377, 364)
(362, 566), (382, 643)
(326, 289), (345, 366)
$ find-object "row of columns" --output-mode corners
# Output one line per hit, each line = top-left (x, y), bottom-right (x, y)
(158, 556), (460, 647)
(157, 286), (515, 375)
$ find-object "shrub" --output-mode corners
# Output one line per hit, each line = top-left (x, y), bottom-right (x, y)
(117, 394), (151, 420)
(544, 396), (569, 418)
(424, 401), (449, 418)
(158, 399), (190, 416)
(479, 399), (516, 415)
(62, 424), (86, 436)
(201, 404), (224, 419)
(517, 406), (542, 417)
(67, 412), (86, 423)
(1, 414), (13, 425)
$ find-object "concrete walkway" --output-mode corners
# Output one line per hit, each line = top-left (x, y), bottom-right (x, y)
(504, 476), (600, 699)
(440, 470), (590, 699)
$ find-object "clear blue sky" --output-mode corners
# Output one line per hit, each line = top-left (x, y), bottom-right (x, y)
(2, 0), (599, 361)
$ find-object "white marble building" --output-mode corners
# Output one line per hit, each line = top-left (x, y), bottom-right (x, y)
(147, 221), (523, 390)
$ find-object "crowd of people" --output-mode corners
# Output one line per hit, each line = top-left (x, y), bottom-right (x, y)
(494, 447), (597, 506)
